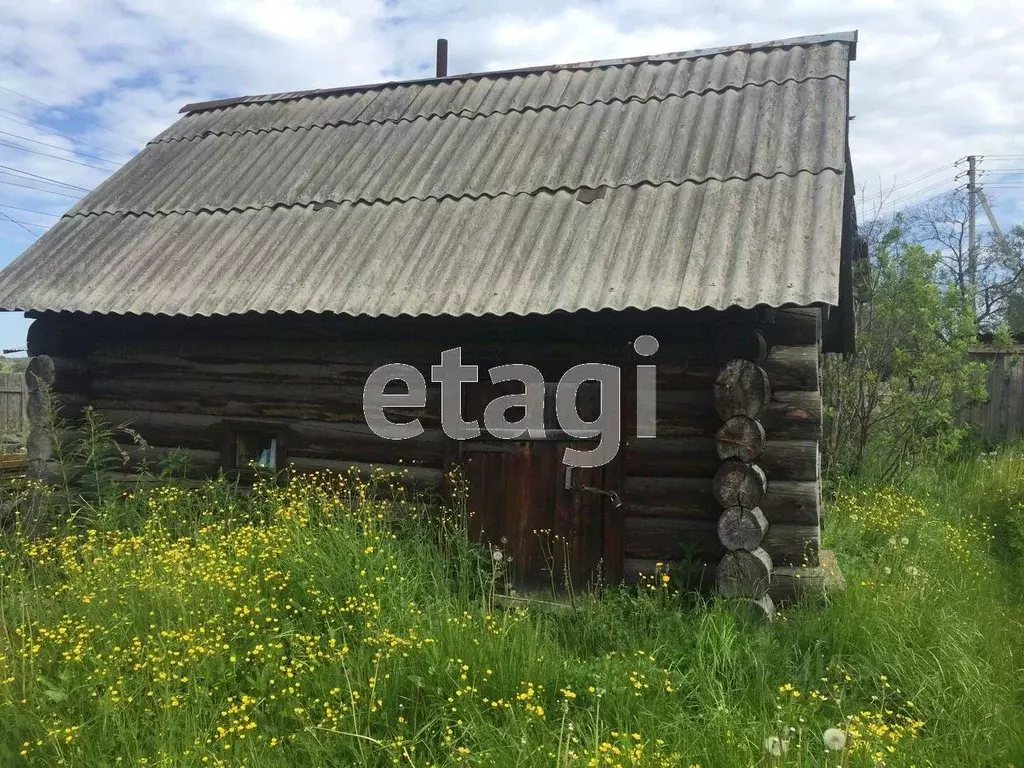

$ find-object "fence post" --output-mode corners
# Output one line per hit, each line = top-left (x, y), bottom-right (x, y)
(0, 372), (28, 447)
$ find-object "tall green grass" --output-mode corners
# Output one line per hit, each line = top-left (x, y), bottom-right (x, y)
(0, 451), (1022, 767)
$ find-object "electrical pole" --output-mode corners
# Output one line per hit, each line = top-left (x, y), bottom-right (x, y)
(967, 154), (977, 288)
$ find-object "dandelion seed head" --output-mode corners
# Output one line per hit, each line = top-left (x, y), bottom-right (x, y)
(764, 736), (788, 757)
(823, 727), (847, 751)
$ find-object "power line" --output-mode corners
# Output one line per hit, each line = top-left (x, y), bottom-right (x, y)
(861, 162), (957, 204)
(0, 178), (81, 198)
(0, 202), (61, 217)
(0, 208), (41, 236)
(0, 83), (146, 144)
(0, 165), (89, 191)
(0, 129), (121, 166)
(887, 179), (963, 209)
(0, 106), (134, 160)
(0, 138), (117, 172)
(1, 217), (50, 229)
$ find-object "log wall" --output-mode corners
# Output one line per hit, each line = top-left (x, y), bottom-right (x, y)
(25, 306), (823, 584)
(620, 308), (823, 585)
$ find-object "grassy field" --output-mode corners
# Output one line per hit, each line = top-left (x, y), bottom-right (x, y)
(0, 450), (1022, 767)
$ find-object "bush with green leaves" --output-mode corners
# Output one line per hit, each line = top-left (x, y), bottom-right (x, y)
(823, 224), (988, 480)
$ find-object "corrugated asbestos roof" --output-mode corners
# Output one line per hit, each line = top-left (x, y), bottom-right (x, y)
(0, 31), (856, 318)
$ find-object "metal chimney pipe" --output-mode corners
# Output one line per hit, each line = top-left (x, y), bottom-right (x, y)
(436, 38), (448, 78)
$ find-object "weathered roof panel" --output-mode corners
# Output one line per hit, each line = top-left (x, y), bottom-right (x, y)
(0, 173), (844, 317)
(156, 41), (850, 141)
(0, 31), (856, 319)
(72, 77), (847, 215)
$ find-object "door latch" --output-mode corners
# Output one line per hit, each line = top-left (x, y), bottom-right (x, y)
(564, 466), (623, 507)
(578, 484), (623, 507)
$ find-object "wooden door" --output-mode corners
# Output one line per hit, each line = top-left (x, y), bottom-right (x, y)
(460, 440), (613, 592)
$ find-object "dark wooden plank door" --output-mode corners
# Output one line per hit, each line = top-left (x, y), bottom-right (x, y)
(461, 440), (613, 592)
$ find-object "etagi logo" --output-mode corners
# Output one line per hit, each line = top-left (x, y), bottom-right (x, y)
(362, 336), (659, 468)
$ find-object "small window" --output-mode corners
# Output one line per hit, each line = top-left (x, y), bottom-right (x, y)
(234, 431), (279, 471)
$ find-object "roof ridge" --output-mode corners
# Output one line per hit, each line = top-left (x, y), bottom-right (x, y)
(158, 73), (847, 145)
(63, 168), (846, 220)
(179, 30), (856, 115)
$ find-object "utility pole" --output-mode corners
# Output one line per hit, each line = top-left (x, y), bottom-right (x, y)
(967, 154), (977, 287)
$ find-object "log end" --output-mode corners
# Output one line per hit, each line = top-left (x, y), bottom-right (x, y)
(715, 415), (766, 462)
(713, 461), (767, 510)
(715, 547), (773, 599)
(713, 359), (771, 420)
(717, 505), (769, 551)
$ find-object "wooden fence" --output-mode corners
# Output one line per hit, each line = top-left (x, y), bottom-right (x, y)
(0, 372), (27, 444)
(966, 346), (1024, 443)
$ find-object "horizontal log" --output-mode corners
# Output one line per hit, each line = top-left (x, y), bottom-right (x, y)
(624, 516), (817, 565)
(118, 445), (221, 475)
(26, 319), (92, 358)
(90, 340), (727, 379)
(762, 308), (822, 347)
(98, 409), (448, 468)
(44, 303), (775, 341)
(25, 355), (90, 393)
(762, 524), (820, 566)
(759, 480), (820, 526)
(761, 391), (822, 441)
(624, 437), (819, 482)
(762, 346), (819, 392)
(625, 517), (723, 560)
(623, 477), (819, 525)
(632, 390), (820, 440)
(89, 376), (442, 415)
(715, 326), (767, 364)
(89, 343), (817, 396)
(80, 394), (434, 427)
(640, 344), (818, 393)
(623, 476), (719, 520)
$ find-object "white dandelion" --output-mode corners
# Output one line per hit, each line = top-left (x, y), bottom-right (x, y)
(900, 536), (910, 546)
(883, 566), (892, 575)
(822, 727), (847, 751)
(764, 735), (788, 757)
(492, 549), (503, 562)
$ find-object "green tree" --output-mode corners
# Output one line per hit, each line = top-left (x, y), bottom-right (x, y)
(0, 356), (27, 373)
(823, 223), (988, 480)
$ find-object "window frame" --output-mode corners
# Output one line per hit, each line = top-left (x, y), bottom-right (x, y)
(218, 420), (290, 480)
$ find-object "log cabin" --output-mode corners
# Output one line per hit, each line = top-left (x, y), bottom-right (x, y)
(0, 31), (858, 614)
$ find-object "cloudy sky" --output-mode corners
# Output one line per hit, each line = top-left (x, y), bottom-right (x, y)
(1, 0), (1022, 350)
